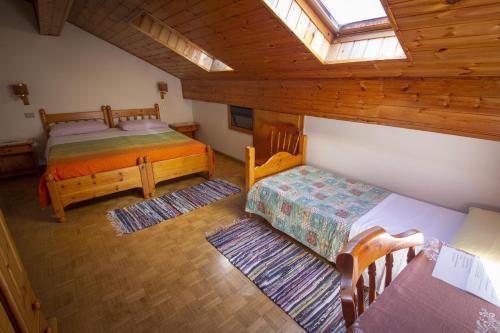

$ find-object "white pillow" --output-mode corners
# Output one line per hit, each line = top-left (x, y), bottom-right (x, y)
(451, 207), (500, 263)
(50, 120), (108, 137)
(117, 119), (168, 131)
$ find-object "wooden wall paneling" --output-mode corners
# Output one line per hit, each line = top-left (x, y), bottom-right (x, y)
(35, 0), (74, 36)
(182, 78), (500, 141)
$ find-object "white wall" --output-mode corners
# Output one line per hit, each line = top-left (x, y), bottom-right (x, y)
(0, 0), (193, 159)
(191, 101), (500, 212)
(191, 101), (252, 161)
(305, 117), (500, 212)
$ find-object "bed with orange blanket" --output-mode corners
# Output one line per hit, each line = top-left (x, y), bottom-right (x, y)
(39, 105), (214, 222)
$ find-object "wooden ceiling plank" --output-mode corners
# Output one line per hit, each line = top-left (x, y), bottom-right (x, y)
(82, 0), (122, 33)
(151, 0), (212, 22)
(396, 3), (500, 31)
(67, 0), (500, 79)
(389, 0), (498, 18)
(175, 4), (269, 38)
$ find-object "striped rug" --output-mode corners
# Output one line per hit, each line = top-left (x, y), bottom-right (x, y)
(206, 218), (346, 333)
(107, 179), (240, 234)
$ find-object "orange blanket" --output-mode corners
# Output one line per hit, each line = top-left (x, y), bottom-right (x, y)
(39, 131), (209, 207)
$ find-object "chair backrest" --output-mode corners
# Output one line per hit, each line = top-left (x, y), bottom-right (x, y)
(336, 226), (424, 329)
(269, 123), (301, 156)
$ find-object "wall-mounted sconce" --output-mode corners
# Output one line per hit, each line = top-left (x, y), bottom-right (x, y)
(158, 82), (168, 99)
(12, 83), (30, 105)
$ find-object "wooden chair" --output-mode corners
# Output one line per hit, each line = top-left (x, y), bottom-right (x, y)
(336, 226), (424, 329)
(255, 123), (302, 166)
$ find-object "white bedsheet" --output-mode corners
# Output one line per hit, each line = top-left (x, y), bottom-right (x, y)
(45, 127), (173, 159)
(348, 193), (466, 292)
(350, 193), (466, 242)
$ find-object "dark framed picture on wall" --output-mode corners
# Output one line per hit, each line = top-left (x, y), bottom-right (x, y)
(227, 105), (253, 134)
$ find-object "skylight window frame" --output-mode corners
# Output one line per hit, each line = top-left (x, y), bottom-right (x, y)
(307, 0), (392, 37)
(130, 12), (233, 73)
(263, 0), (409, 64)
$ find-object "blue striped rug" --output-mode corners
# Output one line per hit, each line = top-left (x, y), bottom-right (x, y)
(206, 218), (346, 333)
(107, 179), (240, 234)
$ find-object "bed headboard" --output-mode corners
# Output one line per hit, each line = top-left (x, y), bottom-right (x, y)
(245, 134), (307, 193)
(39, 106), (109, 137)
(106, 104), (160, 128)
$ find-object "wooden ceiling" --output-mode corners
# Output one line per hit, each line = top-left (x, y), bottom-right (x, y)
(59, 0), (500, 79)
(32, 0), (500, 141)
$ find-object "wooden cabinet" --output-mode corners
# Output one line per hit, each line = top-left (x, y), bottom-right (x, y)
(0, 301), (16, 333)
(0, 140), (38, 179)
(169, 122), (200, 138)
(0, 210), (57, 333)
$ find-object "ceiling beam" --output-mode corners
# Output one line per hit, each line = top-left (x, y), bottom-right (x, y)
(35, 0), (74, 36)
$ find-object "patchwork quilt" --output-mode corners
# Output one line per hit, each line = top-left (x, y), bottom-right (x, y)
(245, 165), (390, 262)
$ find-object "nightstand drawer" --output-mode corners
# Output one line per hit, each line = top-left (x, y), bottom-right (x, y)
(169, 123), (200, 139)
(0, 145), (31, 156)
(178, 125), (198, 133)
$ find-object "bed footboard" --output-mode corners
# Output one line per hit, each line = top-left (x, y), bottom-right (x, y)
(245, 135), (307, 193)
(46, 158), (149, 222)
(46, 147), (215, 221)
(147, 145), (215, 197)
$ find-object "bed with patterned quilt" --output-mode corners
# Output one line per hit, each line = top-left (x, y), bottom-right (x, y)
(245, 165), (466, 268)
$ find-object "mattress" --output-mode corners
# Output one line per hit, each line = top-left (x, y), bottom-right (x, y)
(350, 193), (466, 292)
(45, 127), (174, 159)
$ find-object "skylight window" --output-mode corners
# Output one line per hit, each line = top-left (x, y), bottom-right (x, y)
(263, 0), (407, 64)
(131, 13), (232, 72)
(316, 0), (387, 26)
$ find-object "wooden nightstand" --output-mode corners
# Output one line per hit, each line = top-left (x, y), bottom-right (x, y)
(169, 122), (200, 139)
(0, 139), (38, 179)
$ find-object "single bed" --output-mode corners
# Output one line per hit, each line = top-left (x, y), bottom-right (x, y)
(245, 136), (466, 289)
(40, 104), (214, 222)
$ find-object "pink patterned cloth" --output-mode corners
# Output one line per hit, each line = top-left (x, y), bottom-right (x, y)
(353, 243), (500, 333)
(117, 119), (168, 131)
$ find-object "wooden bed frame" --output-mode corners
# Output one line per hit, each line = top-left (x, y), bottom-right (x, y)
(40, 105), (214, 222)
(245, 135), (307, 193)
(106, 104), (214, 197)
(39, 106), (110, 136)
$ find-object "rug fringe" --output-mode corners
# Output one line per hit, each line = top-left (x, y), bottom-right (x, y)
(106, 211), (127, 236)
(205, 214), (254, 238)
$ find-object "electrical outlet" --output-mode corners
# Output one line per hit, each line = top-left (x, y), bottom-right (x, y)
(24, 112), (35, 118)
